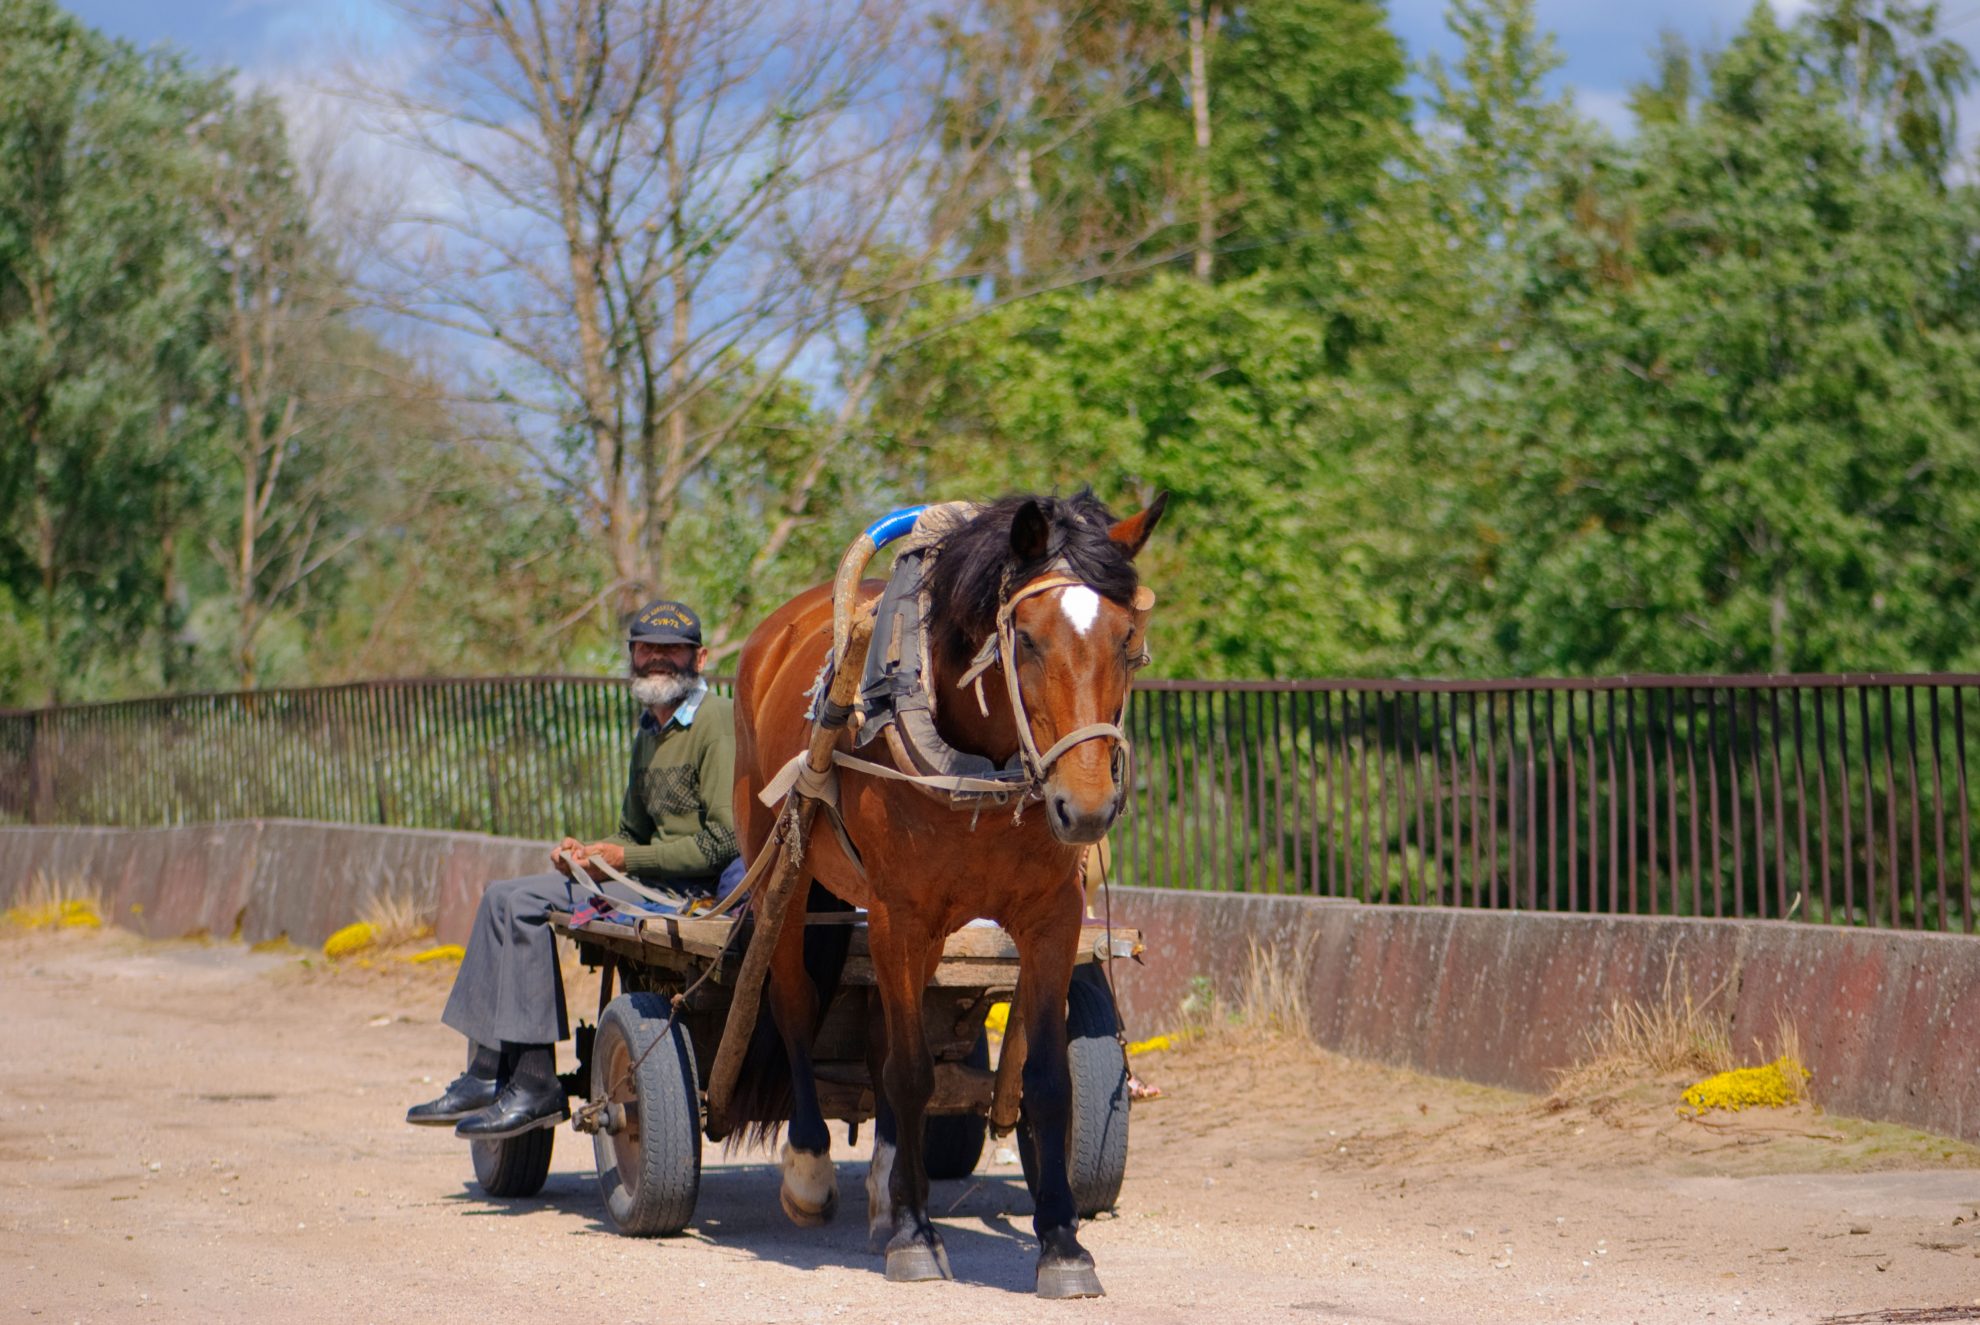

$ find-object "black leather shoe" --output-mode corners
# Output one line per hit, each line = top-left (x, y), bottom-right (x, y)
(406, 1073), (500, 1126)
(454, 1079), (569, 1140)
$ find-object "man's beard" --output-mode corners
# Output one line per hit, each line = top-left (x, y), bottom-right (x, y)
(630, 666), (699, 709)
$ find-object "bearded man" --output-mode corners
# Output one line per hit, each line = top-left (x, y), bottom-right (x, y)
(405, 599), (741, 1140)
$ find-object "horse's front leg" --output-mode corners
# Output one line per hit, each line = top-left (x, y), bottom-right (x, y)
(768, 897), (837, 1226)
(868, 908), (952, 1282)
(863, 997), (899, 1251)
(1010, 894), (1104, 1298)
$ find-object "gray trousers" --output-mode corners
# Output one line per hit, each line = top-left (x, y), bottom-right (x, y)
(439, 872), (652, 1049)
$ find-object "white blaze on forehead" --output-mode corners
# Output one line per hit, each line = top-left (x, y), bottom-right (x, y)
(1059, 585), (1101, 636)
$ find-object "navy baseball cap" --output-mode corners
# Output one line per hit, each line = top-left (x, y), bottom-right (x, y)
(627, 599), (702, 647)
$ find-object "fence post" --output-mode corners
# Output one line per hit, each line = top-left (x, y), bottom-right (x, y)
(368, 681), (389, 825)
(27, 707), (51, 825)
(25, 708), (41, 825)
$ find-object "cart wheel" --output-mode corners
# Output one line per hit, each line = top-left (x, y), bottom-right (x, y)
(471, 1128), (555, 1199)
(1018, 968), (1130, 1217)
(924, 1032), (990, 1180)
(592, 991), (701, 1236)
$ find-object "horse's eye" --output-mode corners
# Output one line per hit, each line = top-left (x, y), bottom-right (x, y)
(1016, 630), (1038, 654)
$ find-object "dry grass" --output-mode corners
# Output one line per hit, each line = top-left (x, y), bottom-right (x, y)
(3, 872), (105, 930)
(1546, 953), (1739, 1109)
(320, 888), (435, 960)
(358, 889), (433, 948)
(1179, 934), (1316, 1044)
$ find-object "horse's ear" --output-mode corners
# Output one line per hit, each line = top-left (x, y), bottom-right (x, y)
(1010, 499), (1051, 563)
(1108, 491), (1168, 559)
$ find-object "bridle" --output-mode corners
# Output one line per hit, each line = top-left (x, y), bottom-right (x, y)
(955, 567), (1153, 798)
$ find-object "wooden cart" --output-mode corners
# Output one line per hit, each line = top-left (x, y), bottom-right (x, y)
(465, 908), (1140, 1237)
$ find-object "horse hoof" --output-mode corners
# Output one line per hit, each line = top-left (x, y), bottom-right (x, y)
(779, 1143), (838, 1227)
(884, 1241), (953, 1283)
(780, 1182), (838, 1227)
(1036, 1258), (1105, 1299)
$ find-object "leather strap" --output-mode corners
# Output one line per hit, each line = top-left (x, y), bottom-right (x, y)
(988, 572), (1133, 787)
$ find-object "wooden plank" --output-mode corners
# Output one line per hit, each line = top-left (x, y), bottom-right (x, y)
(812, 1061), (992, 1115)
(937, 927), (1020, 960)
(841, 958), (1020, 988)
(551, 908), (1138, 981)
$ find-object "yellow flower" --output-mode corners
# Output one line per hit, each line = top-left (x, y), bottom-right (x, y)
(322, 922), (378, 960)
(406, 945), (466, 965)
(1680, 1057), (1811, 1115)
(4, 899), (102, 930)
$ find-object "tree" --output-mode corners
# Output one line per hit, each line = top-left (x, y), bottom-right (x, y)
(200, 93), (378, 687)
(0, 0), (229, 702)
(347, 0), (918, 622)
(1805, 0), (1974, 176)
(1427, 5), (1980, 675)
(1421, 0), (1577, 270)
(932, 0), (1411, 301)
(1201, 0), (1409, 299)
(872, 274), (1406, 676)
(1627, 30), (1695, 129)
(931, 0), (1189, 291)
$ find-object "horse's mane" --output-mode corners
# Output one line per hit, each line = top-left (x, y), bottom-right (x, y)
(921, 489), (1140, 657)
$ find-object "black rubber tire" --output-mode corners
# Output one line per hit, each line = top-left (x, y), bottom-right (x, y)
(923, 1033), (990, 1180)
(471, 1128), (555, 1199)
(591, 991), (702, 1236)
(1018, 969), (1131, 1217)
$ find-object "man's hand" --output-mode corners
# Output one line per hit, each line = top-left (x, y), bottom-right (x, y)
(564, 840), (628, 881)
(550, 837), (584, 873)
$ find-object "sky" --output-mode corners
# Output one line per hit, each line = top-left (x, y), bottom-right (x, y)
(66, 0), (1851, 137)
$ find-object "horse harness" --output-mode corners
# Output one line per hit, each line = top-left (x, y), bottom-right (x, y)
(758, 507), (1153, 853)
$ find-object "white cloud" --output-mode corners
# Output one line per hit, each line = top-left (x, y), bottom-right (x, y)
(1572, 86), (1636, 135)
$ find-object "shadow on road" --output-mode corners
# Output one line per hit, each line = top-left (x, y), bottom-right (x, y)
(445, 1151), (1043, 1290)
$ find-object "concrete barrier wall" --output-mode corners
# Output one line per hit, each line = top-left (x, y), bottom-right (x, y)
(1105, 887), (1980, 1144)
(7, 824), (1978, 1141)
(1, 821), (542, 946)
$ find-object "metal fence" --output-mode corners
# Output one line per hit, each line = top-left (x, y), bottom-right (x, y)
(1117, 676), (1976, 933)
(4, 674), (1976, 932)
(0, 679), (650, 840)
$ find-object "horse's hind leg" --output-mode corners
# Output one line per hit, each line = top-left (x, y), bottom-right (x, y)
(868, 909), (952, 1281)
(768, 892), (838, 1226)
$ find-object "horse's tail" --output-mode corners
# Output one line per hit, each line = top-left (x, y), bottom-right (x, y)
(724, 881), (855, 1151)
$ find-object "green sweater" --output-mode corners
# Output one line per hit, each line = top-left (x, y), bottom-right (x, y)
(607, 686), (739, 882)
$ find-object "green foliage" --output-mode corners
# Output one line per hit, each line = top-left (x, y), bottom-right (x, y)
(1411, 6), (1980, 676)
(877, 274), (1405, 676)
(931, 0), (1185, 285)
(9, 0), (1980, 707)
(0, 1), (607, 705)
(1805, 0), (1975, 176)
(932, 0), (1411, 298)
(0, 0), (229, 700)
(1200, 0), (1411, 295)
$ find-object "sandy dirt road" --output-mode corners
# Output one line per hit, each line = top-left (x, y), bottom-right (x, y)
(5, 924), (1980, 1325)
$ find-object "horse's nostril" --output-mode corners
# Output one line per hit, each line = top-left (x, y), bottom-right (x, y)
(1053, 797), (1074, 829)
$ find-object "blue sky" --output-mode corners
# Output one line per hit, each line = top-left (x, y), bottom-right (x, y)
(65, 0), (400, 73)
(66, 0), (1857, 134)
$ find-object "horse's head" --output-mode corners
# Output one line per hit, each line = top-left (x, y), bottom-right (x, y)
(928, 489), (1167, 846)
(1008, 495), (1164, 842)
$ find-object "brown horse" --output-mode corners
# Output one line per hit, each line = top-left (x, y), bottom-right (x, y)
(730, 490), (1164, 1297)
